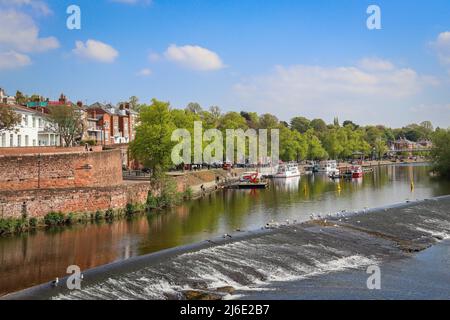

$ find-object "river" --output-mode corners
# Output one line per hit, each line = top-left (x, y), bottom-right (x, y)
(1, 163), (449, 297)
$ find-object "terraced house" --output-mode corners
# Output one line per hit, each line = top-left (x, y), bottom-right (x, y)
(0, 104), (61, 148)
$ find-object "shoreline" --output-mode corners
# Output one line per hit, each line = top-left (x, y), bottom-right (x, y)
(3, 194), (450, 300)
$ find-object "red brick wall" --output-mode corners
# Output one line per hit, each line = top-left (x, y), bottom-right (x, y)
(0, 149), (123, 191)
(0, 146), (102, 156)
(0, 183), (150, 219)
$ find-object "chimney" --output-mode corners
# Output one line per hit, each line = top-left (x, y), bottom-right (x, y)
(59, 93), (67, 105)
(76, 101), (83, 108)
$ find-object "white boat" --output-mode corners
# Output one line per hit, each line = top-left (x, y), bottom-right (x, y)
(274, 163), (300, 178)
(316, 160), (339, 174)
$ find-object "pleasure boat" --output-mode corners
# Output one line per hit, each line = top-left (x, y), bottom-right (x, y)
(350, 165), (363, 179)
(315, 160), (339, 175)
(274, 163), (301, 178)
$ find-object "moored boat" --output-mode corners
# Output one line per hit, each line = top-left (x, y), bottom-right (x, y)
(274, 163), (300, 178)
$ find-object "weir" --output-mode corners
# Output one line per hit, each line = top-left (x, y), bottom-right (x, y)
(4, 195), (450, 300)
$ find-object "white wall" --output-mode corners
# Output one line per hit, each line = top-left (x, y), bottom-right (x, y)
(0, 109), (60, 148)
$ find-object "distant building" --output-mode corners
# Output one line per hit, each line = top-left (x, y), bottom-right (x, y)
(0, 88), (16, 105)
(85, 102), (137, 145)
(0, 104), (60, 148)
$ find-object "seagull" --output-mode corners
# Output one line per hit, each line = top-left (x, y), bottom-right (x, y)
(51, 278), (59, 287)
(223, 234), (232, 239)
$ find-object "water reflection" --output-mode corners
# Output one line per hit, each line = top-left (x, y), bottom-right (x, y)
(0, 164), (449, 296)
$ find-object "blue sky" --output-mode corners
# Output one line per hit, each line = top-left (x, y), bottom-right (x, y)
(0, 0), (449, 127)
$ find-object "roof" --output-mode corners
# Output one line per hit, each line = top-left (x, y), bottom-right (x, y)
(1, 103), (49, 118)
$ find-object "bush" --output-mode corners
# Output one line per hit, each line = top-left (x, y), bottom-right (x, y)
(431, 129), (450, 178)
(94, 211), (104, 221)
(183, 187), (193, 200)
(29, 217), (38, 228)
(105, 209), (114, 220)
(0, 219), (15, 236)
(44, 212), (66, 226)
(66, 213), (76, 225)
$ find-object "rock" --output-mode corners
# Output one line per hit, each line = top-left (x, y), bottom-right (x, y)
(182, 290), (223, 301)
(216, 286), (235, 294)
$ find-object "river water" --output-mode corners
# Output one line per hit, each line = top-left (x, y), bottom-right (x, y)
(1, 163), (449, 297)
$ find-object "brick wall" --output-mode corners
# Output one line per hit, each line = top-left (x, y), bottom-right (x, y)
(0, 149), (123, 191)
(0, 183), (150, 219)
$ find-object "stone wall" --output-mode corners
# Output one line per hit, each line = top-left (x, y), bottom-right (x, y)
(0, 149), (123, 191)
(0, 146), (103, 156)
(0, 183), (150, 219)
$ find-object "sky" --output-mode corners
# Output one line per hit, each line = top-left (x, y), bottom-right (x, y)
(0, 0), (449, 128)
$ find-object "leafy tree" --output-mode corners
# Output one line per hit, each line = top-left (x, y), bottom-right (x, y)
(431, 129), (450, 178)
(219, 112), (248, 130)
(259, 113), (279, 129)
(130, 99), (176, 178)
(290, 116), (310, 133)
(185, 102), (203, 114)
(47, 105), (84, 147)
(15, 91), (28, 105)
(0, 106), (22, 133)
(322, 128), (344, 159)
(310, 118), (328, 133)
(343, 120), (359, 130)
(374, 138), (388, 160)
(129, 96), (140, 112)
(305, 129), (328, 160)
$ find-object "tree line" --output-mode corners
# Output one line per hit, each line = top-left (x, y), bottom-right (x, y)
(129, 99), (441, 176)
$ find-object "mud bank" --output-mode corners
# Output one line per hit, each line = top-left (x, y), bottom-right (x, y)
(4, 195), (450, 300)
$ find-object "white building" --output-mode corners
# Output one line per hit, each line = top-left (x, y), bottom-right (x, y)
(0, 105), (60, 148)
(0, 88), (16, 105)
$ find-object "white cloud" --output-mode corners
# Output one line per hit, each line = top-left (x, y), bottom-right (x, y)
(358, 57), (395, 72)
(0, 50), (31, 70)
(432, 31), (450, 66)
(0, 9), (59, 53)
(233, 60), (438, 125)
(164, 44), (225, 71)
(0, 0), (52, 15)
(73, 40), (119, 63)
(137, 68), (152, 76)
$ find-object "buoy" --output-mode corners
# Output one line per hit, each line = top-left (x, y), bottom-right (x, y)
(51, 278), (59, 287)
(410, 180), (415, 192)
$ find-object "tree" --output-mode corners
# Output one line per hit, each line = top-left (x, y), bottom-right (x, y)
(15, 91), (28, 105)
(343, 120), (359, 130)
(322, 128), (343, 159)
(47, 105), (84, 147)
(185, 102), (202, 114)
(305, 129), (328, 160)
(374, 138), (388, 160)
(0, 106), (22, 133)
(420, 121), (434, 132)
(129, 96), (140, 112)
(130, 99), (176, 178)
(290, 116), (310, 133)
(310, 118), (328, 133)
(259, 113), (279, 129)
(431, 129), (450, 178)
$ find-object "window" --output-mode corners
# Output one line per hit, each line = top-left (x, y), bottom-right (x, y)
(25, 135), (29, 146)
(1, 133), (5, 147)
(32, 117), (36, 128)
(17, 135), (21, 147)
(32, 139), (36, 146)
(38, 118), (42, 128)
(24, 115), (28, 126)
(10, 134), (13, 147)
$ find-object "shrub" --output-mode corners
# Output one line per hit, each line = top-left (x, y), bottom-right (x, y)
(94, 211), (104, 221)
(44, 212), (66, 226)
(29, 217), (38, 228)
(105, 209), (114, 220)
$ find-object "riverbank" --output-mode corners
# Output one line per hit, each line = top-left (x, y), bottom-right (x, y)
(4, 195), (450, 300)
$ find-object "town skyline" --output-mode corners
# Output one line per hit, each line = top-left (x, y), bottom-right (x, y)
(0, 0), (450, 128)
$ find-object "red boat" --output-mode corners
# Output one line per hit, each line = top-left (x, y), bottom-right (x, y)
(351, 165), (363, 179)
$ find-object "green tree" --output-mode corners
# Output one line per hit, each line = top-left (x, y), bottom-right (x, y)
(322, 128), (343, 159)
(374, 138), (388, 160)
(130, 99), (176, 178)
(0, 106), (22, 133)
(47, 105), (84, 147)
(290, 116), (310, 133)
(15, 91), (28, 105)
(129, 96), (140, 112)
(305, 129), (328, 160)
(431, 129), (450, 178)
(185, 102), (203, 114)
(310, 118), (328, 133)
